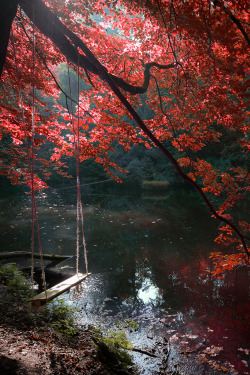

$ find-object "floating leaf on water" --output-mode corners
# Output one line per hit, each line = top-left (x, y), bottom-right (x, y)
(241, 360), (248, 367)
(203, 345), (223, 357)
(238, 348), (249, 355)
(185, 334), (198, 339)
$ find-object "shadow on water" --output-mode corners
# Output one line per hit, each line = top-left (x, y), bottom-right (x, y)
(0, 184), (249, 374)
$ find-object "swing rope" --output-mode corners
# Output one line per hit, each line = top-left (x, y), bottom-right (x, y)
(30, 11), (47, 298)
(31, 14), (35, 297)
(12, 15), (88, 304)
(77, 57), (88, 275)
(67, 60), (88, 276)
(11, 19), (47, 298)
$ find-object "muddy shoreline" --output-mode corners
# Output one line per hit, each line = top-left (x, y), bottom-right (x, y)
(0, 281), (249, 375)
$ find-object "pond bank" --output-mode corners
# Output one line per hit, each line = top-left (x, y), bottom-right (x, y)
(0, 278), (249, 375)
(0, 282), (181, 375)
(0, 284), (136, 375)
(0, 324), (131, 375)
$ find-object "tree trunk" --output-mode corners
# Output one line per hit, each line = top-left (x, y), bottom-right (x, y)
(0, 0), (18, 79)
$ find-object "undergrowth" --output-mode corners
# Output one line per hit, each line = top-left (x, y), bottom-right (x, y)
(36, 299), (80, 338)
(0, 263), (79, 338)
(93, 327), (134, 368)
(0, 262), (31, 300)
(0, 264), (136, 373)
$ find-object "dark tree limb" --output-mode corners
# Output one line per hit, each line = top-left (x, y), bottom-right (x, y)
(213, 0), (250, 46)
(1, 0), (249, 258)
(101, 64), (249, 258)
(0, 0), (18, 79)
(18, 0), (177, 95)
(17, 0), (250, 258)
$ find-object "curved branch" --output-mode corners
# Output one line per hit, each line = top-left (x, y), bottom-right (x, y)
(104, 70), (249, 258)
(18, 0), (177, 95)
(18, 0), (249, 258)
(1, 0), (247, 258)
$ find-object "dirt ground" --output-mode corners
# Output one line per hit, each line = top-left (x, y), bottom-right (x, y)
(0, 283), (135, 375)
(0, 323), (134, 375)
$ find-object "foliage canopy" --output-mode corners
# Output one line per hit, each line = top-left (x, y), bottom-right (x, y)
(0, 0), (249, 268)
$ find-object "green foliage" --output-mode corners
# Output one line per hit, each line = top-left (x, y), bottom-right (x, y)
(36, 299), (80, 338)
(124, 319), (139, 331)
(0, 266), (78, 337)
(93, 327), (133, 366)
(119, 319), (139, 331)
(0, 263), (30, 300)
(111, 143), (179, 184)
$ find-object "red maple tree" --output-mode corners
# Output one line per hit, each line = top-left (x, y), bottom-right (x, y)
(0, 0), (249, 271)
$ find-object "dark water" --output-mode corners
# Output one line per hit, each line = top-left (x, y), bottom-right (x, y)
(1, 185), (249, 374)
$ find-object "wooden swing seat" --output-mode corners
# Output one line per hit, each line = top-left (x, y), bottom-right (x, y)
(30, 272), (91, 307)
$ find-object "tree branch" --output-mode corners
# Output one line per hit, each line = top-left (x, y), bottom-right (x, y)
(17, 0), (249, 258)
(18, 0), (177, 95)
(0, 0), (18, 79)
(213, 0), (250, 46)
(1, 0), (248, 258)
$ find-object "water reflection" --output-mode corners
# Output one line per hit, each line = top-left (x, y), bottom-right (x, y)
(137, 276), (162, 305)
(0, 186), (249, 374)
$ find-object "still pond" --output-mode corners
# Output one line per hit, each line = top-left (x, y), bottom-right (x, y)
(1, 183), (249, 374)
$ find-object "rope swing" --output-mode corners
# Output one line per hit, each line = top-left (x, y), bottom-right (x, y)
(28, 56), (90, 308)
(11, 14), (90, 308)
(30, 13), (48, 299)
(11, 25), (47, 300)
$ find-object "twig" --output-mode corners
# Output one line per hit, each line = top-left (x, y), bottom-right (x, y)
(132, 347), (158, 358)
